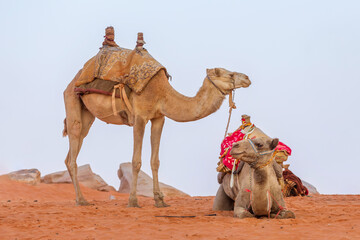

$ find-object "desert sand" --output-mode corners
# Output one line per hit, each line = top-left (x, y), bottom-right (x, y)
(0, 176), (359, 240)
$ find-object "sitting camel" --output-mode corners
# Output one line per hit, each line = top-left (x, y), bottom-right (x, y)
(213, 137), (295, 219)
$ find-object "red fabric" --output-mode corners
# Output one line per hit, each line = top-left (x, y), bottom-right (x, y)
(220, 129), (247, 170)
(220, 127), (292, 170)
(283, 169), (309, 196)
(275, 141), (292, 156)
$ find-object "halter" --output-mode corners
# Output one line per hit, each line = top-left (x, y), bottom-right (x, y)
(247, 139), (276, 169)
(206, 75), (226, 95)
(247, 139), (275, 156)
(207, 74), (236, 96)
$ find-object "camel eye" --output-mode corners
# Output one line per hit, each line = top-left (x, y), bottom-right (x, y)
(255, 143), (263, 148)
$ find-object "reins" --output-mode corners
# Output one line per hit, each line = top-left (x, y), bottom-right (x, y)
(224, 90), (236, 139)
(206, 74), (237, 139)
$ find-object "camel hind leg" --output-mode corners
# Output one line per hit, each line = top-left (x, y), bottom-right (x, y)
(213, 185), (234, 211)
(128, 115), (146, 207)
(64, 85), (95, 205)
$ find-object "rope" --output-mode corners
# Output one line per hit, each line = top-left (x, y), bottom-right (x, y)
(224, 90), (236, 139)
(256, 152), (276, 169)
(267, 190), (286, 219)
(245, 188), (252, 211)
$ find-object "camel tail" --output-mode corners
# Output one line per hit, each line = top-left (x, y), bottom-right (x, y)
(62, 118), (68, 137)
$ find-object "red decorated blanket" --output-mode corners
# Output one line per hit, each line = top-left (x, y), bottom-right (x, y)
(219, 126), (292, 171)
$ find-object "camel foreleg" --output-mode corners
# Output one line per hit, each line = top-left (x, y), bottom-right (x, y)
(233, 191), (254, 218)
(150, 117), (169, 207)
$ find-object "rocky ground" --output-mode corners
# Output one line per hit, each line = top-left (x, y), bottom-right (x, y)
(0, 175), (359, 240)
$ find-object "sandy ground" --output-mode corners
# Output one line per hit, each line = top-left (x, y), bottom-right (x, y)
(0, 176), (359, 240)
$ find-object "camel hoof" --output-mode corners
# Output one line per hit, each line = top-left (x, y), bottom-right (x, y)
(127, 203), (141, 208)
(128, 198), (141, 208)
(155, 201), (170, 208)
(282, 210), (295, 219)
(76, 199), (91, 206)
(234, 212), (253, 219)
(234, 209), (254, 219)
(278, 210), (295, 219)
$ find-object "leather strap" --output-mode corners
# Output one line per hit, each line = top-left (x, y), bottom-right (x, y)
(112, 84), (133, 116)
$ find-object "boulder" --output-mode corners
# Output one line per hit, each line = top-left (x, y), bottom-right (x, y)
(7, 169), (41, 185)
(42, 164), (115, 192)
(303, 180), (320, 195)
(118, 162), (189, 197)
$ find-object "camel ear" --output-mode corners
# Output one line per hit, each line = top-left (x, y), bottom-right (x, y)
(270, 138), (279, 150)
(215, 68), (221, 76)
(207, 68), (217, 76)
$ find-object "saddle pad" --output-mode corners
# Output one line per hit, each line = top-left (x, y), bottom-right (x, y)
(74, 78), (131, 98)
(75, 46), (166, 94)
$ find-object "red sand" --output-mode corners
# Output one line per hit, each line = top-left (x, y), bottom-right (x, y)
(0, 176), (359, 240)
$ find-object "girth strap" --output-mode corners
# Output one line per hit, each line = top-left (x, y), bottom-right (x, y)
(112, 84), (133, 116)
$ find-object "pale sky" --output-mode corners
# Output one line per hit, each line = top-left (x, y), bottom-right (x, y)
(0, 0), (359, 196)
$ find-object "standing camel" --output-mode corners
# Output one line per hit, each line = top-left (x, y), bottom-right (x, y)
(63, 67), (251, 207)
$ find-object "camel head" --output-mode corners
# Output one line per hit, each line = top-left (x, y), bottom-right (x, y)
(206, 68), (251, 94)
(230, 138), (279, 169)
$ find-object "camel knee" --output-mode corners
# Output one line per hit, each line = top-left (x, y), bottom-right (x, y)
(67, 120), (82, 138)
(132, 161), (141, 173)
(65, 158), (77, 170)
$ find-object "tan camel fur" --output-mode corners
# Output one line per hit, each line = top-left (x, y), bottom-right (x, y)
(213, 138), (295, 219)
(63, 67), (251, 207)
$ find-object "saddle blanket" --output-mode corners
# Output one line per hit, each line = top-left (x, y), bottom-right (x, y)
(75, 46), (166, 94)
(220, 129), (292, 171)
(74, 78), (131, 98)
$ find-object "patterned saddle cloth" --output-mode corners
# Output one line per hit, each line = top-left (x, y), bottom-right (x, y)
(75, 46), (167, 94)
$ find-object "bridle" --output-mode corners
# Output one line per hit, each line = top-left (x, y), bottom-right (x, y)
(206, 75), (225, 95)
(247, 139), (275, 156)
(247, 139), (276, 169)
(206, 75), (235, 96)
(207, 73), (237, 138)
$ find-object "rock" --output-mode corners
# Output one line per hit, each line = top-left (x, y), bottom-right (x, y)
(42, 164), (115, 192)
(7, 169), (41, 185)
(117, 162), (189, 197)
(303, 180), (320, 195)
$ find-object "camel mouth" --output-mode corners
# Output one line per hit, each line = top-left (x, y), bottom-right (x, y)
(234, 78), (251, 89)
(230, 151), (245, 159)
(241, 79), (251, 88)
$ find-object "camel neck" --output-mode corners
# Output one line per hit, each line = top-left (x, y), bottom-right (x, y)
(250, 167), (272, 215)
(160, 77), (226, 122)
